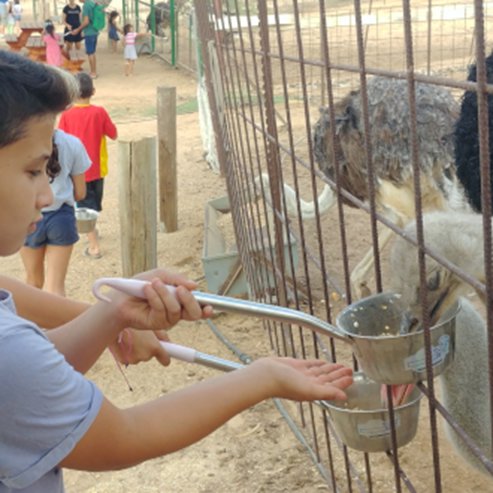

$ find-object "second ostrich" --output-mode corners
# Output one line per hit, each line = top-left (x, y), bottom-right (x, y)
(390, 211), (491, 474)
(455, 50), (493, 214)
(257, 76), (470, 298)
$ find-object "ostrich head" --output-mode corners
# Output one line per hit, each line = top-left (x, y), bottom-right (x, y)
(390, 211), (486, 326)
(312, 77), (460, 208)
(384, 211), (485, 406)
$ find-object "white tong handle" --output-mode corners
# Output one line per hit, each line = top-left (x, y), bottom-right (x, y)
(161, 341), (242, 372)
(92, 277), (170, 302)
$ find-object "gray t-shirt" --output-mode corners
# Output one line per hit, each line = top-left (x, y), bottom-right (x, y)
(44, 129), (91, 212)
(0, 290), (103, 491)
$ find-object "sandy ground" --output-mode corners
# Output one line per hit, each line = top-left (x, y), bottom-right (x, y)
(1, 25), (493, 492)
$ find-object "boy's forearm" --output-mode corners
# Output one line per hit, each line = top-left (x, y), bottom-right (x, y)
(61, 364), (274, 470)
(0, 275), (89, 328)
(47, 300), (127, 373)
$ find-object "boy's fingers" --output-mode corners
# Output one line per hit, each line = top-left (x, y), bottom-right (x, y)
(175, 285), (206, 321)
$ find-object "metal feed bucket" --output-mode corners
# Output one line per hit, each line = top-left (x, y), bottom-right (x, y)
(75, 208), (98, 234)
(321, 372), (422, 452)
(336, 292), (459, 385)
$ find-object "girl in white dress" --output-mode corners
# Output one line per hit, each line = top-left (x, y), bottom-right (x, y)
(123, 23), (143, 76)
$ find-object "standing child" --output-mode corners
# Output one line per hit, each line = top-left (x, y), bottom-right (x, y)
(5, 1), (14, 35)
(107, 10), (121, 52)
(0, 50), (353, 493)
(123, 23), (144, 76)
(43, 21), (63, 67)
(62, 0), (82, 57)
(58, 72), (117, 259)
(20, 129), (91, 297)
(11, 0), (21, 32)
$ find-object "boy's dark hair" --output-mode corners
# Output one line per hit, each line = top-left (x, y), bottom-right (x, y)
(0, 50), (76, 148)
(75, 72), (94, 99)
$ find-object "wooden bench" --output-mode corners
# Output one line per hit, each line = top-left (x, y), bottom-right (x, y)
(4, 34), (23, 51)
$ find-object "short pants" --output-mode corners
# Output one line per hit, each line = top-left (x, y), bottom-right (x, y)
(77, 178), (104, 212)
(84, 34), (98, 55)
(24, 203), (79, 248)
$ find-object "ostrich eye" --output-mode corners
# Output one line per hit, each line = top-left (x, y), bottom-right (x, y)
(427, 271), (441, 291)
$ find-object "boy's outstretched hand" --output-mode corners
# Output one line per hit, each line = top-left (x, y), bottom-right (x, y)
(251, 357), (353, 402)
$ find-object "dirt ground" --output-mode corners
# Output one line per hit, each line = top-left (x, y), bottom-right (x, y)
(1, 18), (493, 493)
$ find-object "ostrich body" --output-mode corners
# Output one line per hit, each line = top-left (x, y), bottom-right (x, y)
(257, 77), (470, 298)
(390, 212), (491, 472)
(455, 50), (493, 214)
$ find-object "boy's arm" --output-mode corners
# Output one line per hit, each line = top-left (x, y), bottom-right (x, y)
(60, 358), (352, 470)
(0, 275), (88, 328)
(0, 275), (171, 366)
(71, 173), (87, 202)
(102, 109), (117, 140)
(45, 270), (211, 373)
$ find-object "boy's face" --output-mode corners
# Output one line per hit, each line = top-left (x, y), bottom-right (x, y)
(0, 115), (55, 256)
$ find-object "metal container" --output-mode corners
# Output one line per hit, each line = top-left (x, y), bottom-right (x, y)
(202, 196), (298, 296)
(75, 208), (98, 234)
(336, 292), (459, 385)
(321, 372), (422, 452)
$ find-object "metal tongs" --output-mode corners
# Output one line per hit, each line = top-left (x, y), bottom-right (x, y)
(92, 277), (348, 343)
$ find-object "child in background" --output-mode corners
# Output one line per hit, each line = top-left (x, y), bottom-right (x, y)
(123, 23), (144, 76)
(20, 129), (90, 297)
(58, 72), (117, 259)
(43, 21), (63, 67)
(62, 0), (82, 58)
(107, 10), (121, 52)
(0, 50), (353, 492)
(5, 1), (14, 35)
(12, 0), (21, 31)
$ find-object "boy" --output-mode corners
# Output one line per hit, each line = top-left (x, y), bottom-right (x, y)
(70, 0), (99, 78)
(58, 72), (117, 259)
(0, 51), (353, 492)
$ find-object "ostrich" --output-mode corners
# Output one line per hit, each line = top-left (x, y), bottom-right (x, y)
(146, 2), (171, 37)
(145, 0), (190, 38)
(455, 50), (493, 214)
(390, 211), (491, 473)
(256, 76), (470, 299)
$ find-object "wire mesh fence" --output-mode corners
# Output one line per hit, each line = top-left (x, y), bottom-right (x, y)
(194, 0), (493, 491)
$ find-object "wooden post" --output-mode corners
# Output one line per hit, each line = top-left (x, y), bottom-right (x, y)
(118, 137), (157, 277)
(157, 86), (178, 232)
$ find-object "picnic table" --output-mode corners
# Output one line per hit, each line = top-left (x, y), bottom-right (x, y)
(17, 21), (44, 50)
(6, 21), (84, 73)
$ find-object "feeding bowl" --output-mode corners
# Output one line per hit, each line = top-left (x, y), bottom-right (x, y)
(336, 292), (459, 385)
(322, 372), (422, 452)
(75, 207), (99, 234)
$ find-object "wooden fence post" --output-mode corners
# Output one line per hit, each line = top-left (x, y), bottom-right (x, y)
(118, 137), (157, 277)
(157, 86), (178, 233)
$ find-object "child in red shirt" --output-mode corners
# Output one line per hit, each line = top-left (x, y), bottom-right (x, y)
(58, 72), (117, 258)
